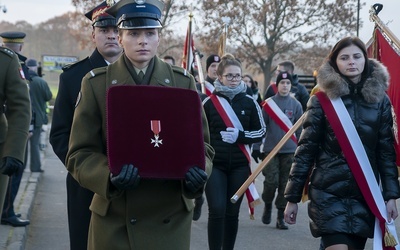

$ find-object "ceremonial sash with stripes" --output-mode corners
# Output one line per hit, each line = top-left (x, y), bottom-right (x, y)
(316, 91), (399, 250)
(262, 98), (297, 144)
(208, 93), (260, 219)
(204, 81), (215, 96)
(270, 82), (277, 94)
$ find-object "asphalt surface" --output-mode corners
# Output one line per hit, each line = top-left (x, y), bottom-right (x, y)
(1, 126), (400, 249)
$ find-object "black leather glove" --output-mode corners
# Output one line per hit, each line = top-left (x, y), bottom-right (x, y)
(110, 164), (140, 190)
(0, 157), (23, 176)
(251, 150), (263, 163)
(184, 166), (207, 193)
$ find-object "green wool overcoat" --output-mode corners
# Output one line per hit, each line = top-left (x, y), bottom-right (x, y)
(0, 46), (31, 163)
(66, 55), (214, 250)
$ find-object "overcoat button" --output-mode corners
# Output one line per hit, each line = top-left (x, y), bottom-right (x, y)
(164, 79), (170, 84)
(130, 218), (137, 225)
(163, 218), (170, 224)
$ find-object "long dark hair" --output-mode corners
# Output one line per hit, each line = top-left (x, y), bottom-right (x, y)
(328, 36), (369, 80)
(243, 74), (257, 89)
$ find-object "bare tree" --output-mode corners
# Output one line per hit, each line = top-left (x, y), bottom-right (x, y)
(197, 0), (362, 93)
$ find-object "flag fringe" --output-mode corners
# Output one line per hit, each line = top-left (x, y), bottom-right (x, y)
(384, 224), (398, 247)
(249, 199), (261, 208)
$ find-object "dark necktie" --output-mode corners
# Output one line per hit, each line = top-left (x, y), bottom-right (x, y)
(138, 71), (144, 81)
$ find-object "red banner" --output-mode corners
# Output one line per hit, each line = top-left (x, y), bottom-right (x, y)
(181, 26), (194, 71)
(368, 28), (400, 166)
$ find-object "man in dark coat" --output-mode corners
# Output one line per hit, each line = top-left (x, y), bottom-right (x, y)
(0, 31), (32, 227)
(264, 60), (310, 111)
(26, 59), (52, 173)
(49, 1), (122, 249)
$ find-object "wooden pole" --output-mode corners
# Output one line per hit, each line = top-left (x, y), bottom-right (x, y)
(231, 113), (306, 203)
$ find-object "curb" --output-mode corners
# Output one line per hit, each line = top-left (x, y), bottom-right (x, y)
(0, 171), (41, 250)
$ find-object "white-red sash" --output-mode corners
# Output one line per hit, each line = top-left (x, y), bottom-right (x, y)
(270, 82), (277, 94)
(316, 92), (399, 250)
(262, 98), (297, 144)
(208, 93), (260, 219)
(204, 81), (215, 96)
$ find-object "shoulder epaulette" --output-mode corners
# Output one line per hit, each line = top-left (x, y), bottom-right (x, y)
(62, 56), (89, 71)
(0, 47), (15, 57)
(87, 66), (107, 79)
(171, 65), (191, 78)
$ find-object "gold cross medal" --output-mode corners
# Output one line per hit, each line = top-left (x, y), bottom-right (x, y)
(150, 120), (163, 147)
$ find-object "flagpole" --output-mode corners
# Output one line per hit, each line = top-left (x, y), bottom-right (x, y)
(219, 17), (231, 57)
(194, 50), (206, 94)
(186, 10), (194, 71)
(369, 4), (400, 53)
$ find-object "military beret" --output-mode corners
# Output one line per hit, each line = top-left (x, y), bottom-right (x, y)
(0, 31), (26, 43)
(85, 1), (117, 27)
(106, 0), (164, 30)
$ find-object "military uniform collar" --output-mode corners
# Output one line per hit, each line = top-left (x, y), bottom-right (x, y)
(106, 55), (175, 87)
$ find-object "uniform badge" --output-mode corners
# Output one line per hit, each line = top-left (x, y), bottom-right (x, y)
(19, 68), (25, 80)
(150, 120), (162, 147)
(284, 109), (293, 119)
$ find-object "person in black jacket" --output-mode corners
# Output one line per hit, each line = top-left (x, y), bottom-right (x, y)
(264, 61), (309, 112)
(284, 36), (400, 249)
(49, 2), (122, 250)
(202, 53), (266, 250)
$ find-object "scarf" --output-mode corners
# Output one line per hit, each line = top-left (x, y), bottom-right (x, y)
(214, 80), (246, 100)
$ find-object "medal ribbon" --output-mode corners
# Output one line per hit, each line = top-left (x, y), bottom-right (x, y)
(151, 120), (161, 135)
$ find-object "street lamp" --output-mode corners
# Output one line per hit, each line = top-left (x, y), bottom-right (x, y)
(356, 0), (360, 37)
(0, 4), (6, 13)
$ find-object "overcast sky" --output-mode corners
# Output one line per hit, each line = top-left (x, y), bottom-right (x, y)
(0, 0), (399, 44)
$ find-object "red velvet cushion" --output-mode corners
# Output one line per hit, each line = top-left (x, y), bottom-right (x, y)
(106, 85), (205, 179)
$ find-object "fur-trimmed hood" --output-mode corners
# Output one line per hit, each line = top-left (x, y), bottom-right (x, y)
(317, 59), (389, 103)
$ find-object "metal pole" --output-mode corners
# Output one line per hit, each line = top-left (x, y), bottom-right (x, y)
(356, 0), (360, 37)
(186, 11), (193, 71)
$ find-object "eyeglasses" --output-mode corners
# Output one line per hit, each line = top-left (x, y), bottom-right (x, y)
(223, 74), (242, 81)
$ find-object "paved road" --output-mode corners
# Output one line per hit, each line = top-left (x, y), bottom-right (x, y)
(23, 146), (322, 250)
(2, 133), (399, 249)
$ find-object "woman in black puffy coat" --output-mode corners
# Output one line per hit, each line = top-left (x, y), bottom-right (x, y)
(283, 36), (400, 249)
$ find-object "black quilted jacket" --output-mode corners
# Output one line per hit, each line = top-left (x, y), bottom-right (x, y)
(284, 59), (400, 238)
(202, 91), (266, 169)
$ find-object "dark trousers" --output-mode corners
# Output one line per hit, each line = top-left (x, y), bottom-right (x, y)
(261, 153), (293, 210)
(205, 165), (248, 250)
(29, 126), (42, 172)
(66, 173), (94, 250)
(1, 164), (24, 218)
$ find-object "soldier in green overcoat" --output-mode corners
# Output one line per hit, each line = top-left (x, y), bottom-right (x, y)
(66, 0), (214, 249)
(0, 46), (31, 216)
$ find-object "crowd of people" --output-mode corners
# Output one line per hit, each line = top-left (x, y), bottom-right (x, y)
(0, 0), (399, 250)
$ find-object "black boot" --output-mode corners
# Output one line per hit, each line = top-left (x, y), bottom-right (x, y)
(276, 209), (288, 230)
(262, 204), (272, 224)
(192, 196), (204, 221)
